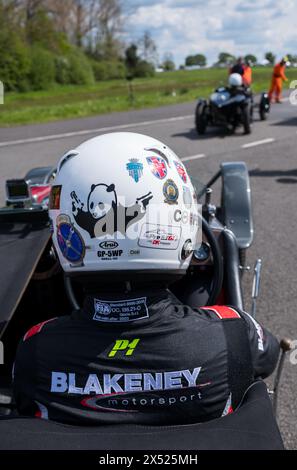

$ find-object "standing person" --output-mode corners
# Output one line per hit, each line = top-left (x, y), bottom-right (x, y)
(269, 57), (288, 103)
(230, 57), (245, 76)
(243, 60), (252, 87)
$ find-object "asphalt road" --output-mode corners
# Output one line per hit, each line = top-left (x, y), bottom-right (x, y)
(0, 93), (296, 449)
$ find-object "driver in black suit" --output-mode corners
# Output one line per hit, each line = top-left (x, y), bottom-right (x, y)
(13, 132), (280, 425)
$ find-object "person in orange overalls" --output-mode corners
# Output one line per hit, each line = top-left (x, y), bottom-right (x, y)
(243, 60), (252, 87)
(268, 57), (288, 103)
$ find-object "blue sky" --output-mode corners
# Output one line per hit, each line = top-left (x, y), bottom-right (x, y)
(125, 0), (297, 66)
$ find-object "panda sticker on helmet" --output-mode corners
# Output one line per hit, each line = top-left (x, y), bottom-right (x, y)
(71, 184), (153, 239)
(88, 183), (116, 220)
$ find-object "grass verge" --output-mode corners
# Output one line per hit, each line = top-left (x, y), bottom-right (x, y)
(0, 67), (296, 127)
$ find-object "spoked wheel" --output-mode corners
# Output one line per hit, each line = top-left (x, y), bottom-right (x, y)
(242, 104), (252, 134)
(195, 102), (208, 135)
(259, 102), (268, 121)
(259, 93), (270, 121)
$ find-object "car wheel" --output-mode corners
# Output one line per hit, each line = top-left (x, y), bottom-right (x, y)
(195, 103), (208, 135)
(242, 105), (252, 134)
(259, 103), (267, 121)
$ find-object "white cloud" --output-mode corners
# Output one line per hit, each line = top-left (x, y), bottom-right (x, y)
(126, 0), (297, 65)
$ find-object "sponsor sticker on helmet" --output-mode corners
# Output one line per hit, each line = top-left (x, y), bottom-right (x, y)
(126, 159), (143, 183)
(146, 156), (167, 179)
(174, 209), (199, 226)
(49, 185), (62, 210)
(70, 185), (153, 239)
(163, 179), (179, 205)
(183, 186), (192, 207)
(138, 223), (181, 250)
(145, 148), (171, 167)
(174, 161), (187, 183)
(129, 249), (140, 256)
(93, 297), (149, 323)
(57, 219), (85, 264)
(97, 240), (123, 261)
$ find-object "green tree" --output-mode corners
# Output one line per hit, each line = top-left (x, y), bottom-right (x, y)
(67, 50), (95, 85)
(163, 52), (175, 71)
(92, 0), (123, 60)
(0, 18), (30, 91)
(134, 60), (155, 78)
(0, 0), (126, 90)
(244, 54), (257, 65)
(138, 31), (158, 66)
(125, 44), (155, 78)
(287, 54), (297, 65)
(265, 52), (276, 65)
(29, 46), (55, 90)
(218, 52), (235, 66)
(185, 54), (206, 67)
(90, 59), (125, 81)
(125, 44), (139, 77)
(26, 8), (67, 52)
(163, 59), (175, 71)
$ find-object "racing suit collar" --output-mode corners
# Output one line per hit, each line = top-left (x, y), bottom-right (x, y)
(78, 289), (179, 326)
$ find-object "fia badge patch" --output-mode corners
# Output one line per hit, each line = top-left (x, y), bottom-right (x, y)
(174, 161), (187, 183)
(57, 220), (85, 264)
(146, 156), (167, 179)
(163, 179), (179, 205)
(50, 185), (62, 210)
(126, 159), (143, 183)
(93, 297), (149, 323)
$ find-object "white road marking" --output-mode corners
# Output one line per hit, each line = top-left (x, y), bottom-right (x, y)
(241, 138), (275, 149)
(0, 115), (193, 148)
(182, 154), (206, 162)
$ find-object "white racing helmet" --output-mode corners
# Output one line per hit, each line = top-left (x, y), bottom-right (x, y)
(229, 73), (243, 87)
(49, 132), (201, 280)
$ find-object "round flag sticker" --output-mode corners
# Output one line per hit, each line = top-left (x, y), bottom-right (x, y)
(57, 223), (85, 263)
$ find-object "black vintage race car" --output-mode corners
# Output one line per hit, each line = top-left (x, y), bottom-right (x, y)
(195, 87), (270, 135)
(0, 163), (290, 450)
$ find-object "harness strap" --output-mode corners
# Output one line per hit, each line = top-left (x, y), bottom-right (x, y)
(201, 306), (254, 410)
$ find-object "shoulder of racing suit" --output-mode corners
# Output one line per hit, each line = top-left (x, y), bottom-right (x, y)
(21, 303), (245, 344)
(199, 305), (242, 320)
(23, 317), (64, 342)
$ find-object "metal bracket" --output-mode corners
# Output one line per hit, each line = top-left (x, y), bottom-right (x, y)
(221, 162), (254, 249)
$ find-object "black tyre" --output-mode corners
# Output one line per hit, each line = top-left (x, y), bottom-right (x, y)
(250, 103), (254, 123)
(195, 102), (208, 135)
(242, 104), (252, 134)
(259, 103), (267, 121)
(259, 93), (270, 121)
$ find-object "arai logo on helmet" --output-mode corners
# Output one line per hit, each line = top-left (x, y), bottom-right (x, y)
(99, 241), (119, 250)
